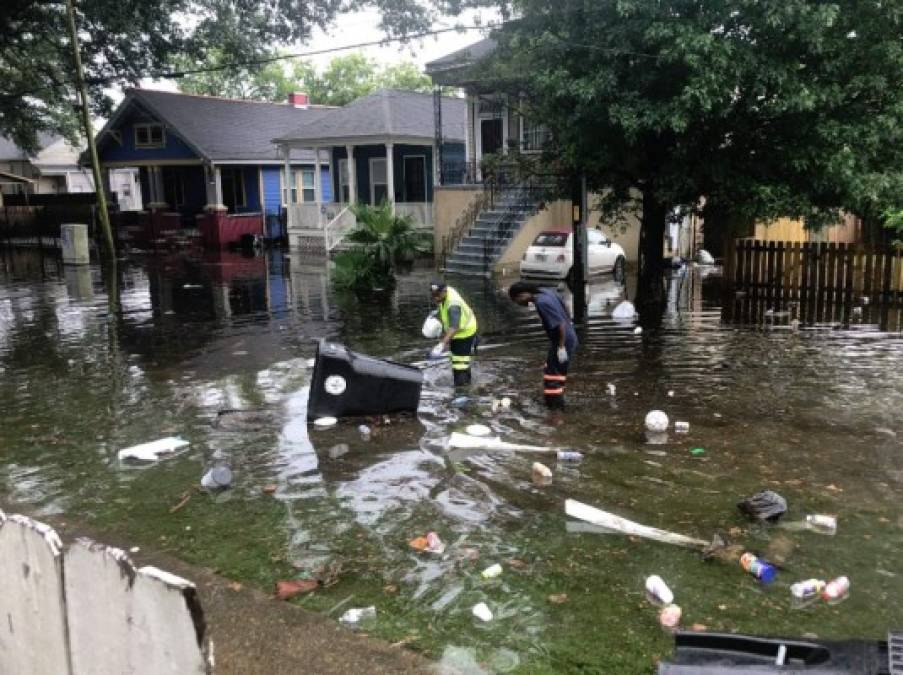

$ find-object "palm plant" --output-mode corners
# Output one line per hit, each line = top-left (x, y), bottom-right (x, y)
(346, 201), (422, 272)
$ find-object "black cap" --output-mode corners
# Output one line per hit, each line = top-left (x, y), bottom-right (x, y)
(430, 281), (447, 293)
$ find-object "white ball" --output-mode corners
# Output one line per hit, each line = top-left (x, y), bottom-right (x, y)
(645, 410), (669, 433)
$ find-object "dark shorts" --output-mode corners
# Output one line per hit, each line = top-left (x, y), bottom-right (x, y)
(450, 334), (477, 371)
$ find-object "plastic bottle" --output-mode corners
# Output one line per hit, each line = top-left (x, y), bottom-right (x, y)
(472, 602), (493, 622)
(790, 578), (826, 600)
(674, 421), (690, 433)
(822, 576), (850, 602)
(340, 606), (377, 624)
(607, 383), (616, 396)
(740, 553), (777, 583)
(645, 575), (674, 605)
(805, 514), (837, 535)
(481, 563), (503, 579)
(358, 424), (371, 440)
(426, 531), (445, 554)
(557, 450), (584, 462)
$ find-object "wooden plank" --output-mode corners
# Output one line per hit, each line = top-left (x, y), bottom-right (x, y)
(825, 242), (837, 321)
(881, 247), (894, 307)
(775, 240), (786, 309)
(863, 246), (874, 302)
(765, 241), (776, 308)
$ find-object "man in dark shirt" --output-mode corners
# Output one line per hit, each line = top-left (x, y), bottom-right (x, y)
(508, 281), (578, 408)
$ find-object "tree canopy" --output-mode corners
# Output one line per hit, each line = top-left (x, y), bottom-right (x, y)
(1, 0), (476, 152)
(175, 52), (435, 105)
(483, 0), (902, 267)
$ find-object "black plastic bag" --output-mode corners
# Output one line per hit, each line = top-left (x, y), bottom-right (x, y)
(737, 490), (787, 523)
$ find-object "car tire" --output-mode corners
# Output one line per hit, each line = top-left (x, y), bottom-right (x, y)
(612, 256), (626, 282)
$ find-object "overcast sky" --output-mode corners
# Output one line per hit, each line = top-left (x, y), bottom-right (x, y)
(141, 7), (495, 94)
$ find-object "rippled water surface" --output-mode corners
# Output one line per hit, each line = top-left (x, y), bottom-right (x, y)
(1, 247), (902, 673)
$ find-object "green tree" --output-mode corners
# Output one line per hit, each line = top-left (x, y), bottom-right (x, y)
(1, 0), (469, 152)
(483, 0), (902, 276)
(175, 52), (435, 105)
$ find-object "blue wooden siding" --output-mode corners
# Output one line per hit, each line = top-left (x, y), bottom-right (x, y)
(261, 167), (282, 215)
(98, 106), (199, 162)
(320, 166), (332, 202)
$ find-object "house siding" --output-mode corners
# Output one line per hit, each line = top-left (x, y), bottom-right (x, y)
(98, 108), (199, 163)
(331, 144), (442, 204)
(262, 167), (282, 215)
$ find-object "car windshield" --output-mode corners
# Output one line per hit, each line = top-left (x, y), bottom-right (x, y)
(532, 232), (569, 247)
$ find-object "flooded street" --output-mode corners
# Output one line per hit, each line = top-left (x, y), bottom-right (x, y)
(1, 247), (902, 673)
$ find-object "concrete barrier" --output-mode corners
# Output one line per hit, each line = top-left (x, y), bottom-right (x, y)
(0, 514), (70, 675)
(0, 514), (212, 674)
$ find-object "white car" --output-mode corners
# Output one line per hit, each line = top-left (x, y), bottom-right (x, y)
(520, 228), (627, 281)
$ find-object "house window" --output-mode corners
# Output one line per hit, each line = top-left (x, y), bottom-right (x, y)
(521, 118), (550, 152)
(220, 168), (246, 213)
(370, 158), (388, 204)
(134, 123), (165, 149)
(294, 168), (315, 202)
(339, 159), (350, 202)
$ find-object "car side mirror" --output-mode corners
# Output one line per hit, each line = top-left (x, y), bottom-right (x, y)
(604, 240), (611, 247)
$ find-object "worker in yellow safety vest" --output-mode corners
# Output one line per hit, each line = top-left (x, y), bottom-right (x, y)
(429, 282), (478, 386)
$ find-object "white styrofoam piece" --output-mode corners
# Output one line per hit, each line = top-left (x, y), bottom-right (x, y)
(118, 437), (190, 462)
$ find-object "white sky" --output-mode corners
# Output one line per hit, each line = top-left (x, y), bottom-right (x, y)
(139, 7), (495, 95)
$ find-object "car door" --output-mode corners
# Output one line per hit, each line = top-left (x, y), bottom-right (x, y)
(594, 230), (617, 271)
(586, 229), (605, 274)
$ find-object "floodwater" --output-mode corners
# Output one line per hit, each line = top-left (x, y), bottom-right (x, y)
(1, 247), (902, 674)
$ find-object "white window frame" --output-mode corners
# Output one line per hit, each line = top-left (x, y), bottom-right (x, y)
(402, 155), (427, 202)
(520, 116), (550, 153)
(339, 158), (350, 203)
(369, 157), (388, 204)
(134, 123), (165, 149)
(297, 168), (316, 203)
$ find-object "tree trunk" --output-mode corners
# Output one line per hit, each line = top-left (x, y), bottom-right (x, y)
(635, 187), (668, 312)
(638, 188), (667, 276)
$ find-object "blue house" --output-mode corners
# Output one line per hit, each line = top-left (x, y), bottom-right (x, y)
(94, 89), (333, 244)
(274, 89), (465, 251)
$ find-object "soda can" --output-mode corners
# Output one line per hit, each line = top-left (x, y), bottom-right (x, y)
(645, 575), (674, 605)
(674, 421), (690, 433)
(740, 552), (777, 583)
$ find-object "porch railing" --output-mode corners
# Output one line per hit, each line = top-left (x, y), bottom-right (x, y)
(396, 202), (434, 231)
(325, 206), (357, 252)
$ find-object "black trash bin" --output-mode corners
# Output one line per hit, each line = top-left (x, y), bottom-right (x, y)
(307, 339), (423, 420)
(658, 630), (893, 675)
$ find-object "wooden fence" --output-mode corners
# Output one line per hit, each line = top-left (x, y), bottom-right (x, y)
(0, 205), (97, 246)
(726, 239), (903, 329)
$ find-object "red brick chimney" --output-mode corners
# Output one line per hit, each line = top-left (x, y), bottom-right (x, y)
(288, 92), (309, 108)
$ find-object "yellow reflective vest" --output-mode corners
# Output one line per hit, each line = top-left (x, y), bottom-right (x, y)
(438, 287), (477, 339)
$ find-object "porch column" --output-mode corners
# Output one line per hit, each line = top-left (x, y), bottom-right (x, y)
(213, 167), (223, 208)
(153, 166), (166, 207)
(385, 142), (395, 214)
(282, 146), (292, 206)
(345, 144), (356, 205)
(203, 163), (220, 208)
(313, 147), (322, 226)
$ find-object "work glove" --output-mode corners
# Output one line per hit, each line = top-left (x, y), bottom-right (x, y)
(429, 343), (446, 359)
(556, 346), (569, 364)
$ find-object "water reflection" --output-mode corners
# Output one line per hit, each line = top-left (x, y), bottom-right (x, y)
(1, 248), (902, 672)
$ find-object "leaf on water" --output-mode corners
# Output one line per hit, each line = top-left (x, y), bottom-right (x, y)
(383, 584), (398, 594)
(408, 536), (429, 552)
(507, 558), (528, 570)
(228, 581), (243, 592)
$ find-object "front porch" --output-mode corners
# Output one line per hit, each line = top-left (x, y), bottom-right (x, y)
(281, 142), (437, 253)
(102, 162), (269, 249)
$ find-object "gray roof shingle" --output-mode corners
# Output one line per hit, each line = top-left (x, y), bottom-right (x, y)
(424, 38), (497, 74)
(275, 89), (465, 145)
(118, 89), (336, 162)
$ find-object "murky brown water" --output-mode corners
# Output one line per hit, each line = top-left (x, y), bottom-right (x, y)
(1, 247), (902, 673)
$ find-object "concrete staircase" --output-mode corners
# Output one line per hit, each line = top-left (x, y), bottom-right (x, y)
(443, 188), (543, 276)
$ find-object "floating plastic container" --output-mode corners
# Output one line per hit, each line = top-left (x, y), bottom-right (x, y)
(201, 465), (233, 490)
(557, 450), (584, 462)
(660, 604), (682, 628)
(740, 553), (777, 583)
(790, 579), (826, 600)
(340, 606), (377, 624)
(472, 602), (493, 622)
(646, 575), (674, 605)
(307, 339), (423, 420)
(674, 421), (690, 433)
(822, 576), (850, 602)
(805, 514), (838, 535)
(481, 563), (503, 579)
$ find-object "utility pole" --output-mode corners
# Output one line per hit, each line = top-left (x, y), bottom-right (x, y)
(570, 174), (587, 322)
(64, 0), (116, 261)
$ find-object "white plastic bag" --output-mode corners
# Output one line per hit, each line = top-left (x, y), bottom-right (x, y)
(422, 314), (443, 339)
